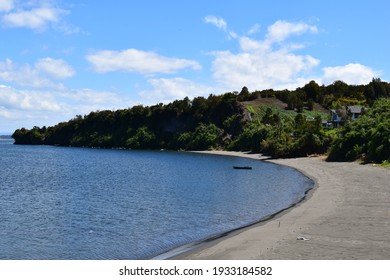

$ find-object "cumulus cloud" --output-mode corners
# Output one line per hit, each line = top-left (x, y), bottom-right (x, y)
(0, 0), (13, 12)
(321, 63), (380, 85)
(138, 78), (213, 104)
(0, 1), (77, 33)
(60, 88), (128, 108)
(135, 19), (378, 105)
(0, 83), (133, 131)
(2, 7), (65, 30)
(0, 58), (75, 89)
(266, 20), (318, 43)
(211, 49), (319, 90)
(204, 15), (227, 30)
(0, 84), (62, 113)
(209, 20), (320, 90)
(35, 57), (75, 79)
(86, 49), (201, 75)
(247, 23), (261, 35)
(206, 19), (378, 90)
(204, 15), (238, 39)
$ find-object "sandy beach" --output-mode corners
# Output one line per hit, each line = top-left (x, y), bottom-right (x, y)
(174, 151), (390, 259)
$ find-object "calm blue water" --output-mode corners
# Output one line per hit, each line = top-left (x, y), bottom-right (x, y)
(0, 140), (313, 259)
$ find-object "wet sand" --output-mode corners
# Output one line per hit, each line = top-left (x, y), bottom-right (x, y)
(174, 152), (390, 259)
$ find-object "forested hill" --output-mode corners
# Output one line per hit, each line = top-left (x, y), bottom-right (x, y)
(12, 79), (390, 163)
(13, 93), (250, 150)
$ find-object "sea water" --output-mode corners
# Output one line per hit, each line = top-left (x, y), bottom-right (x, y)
(0, 140), (313, 259)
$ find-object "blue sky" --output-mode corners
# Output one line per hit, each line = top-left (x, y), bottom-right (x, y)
(0, 0), (389, 133)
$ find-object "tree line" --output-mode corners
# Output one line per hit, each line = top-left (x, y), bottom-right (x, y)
(12, 79), (390, 163)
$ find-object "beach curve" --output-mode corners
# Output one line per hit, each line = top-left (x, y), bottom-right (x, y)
(173, 151), (390, 259)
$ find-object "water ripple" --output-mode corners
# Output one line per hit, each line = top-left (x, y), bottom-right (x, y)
(0, 141), (313, 259)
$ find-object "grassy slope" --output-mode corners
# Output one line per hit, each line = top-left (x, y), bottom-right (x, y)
(241, 97), (329, 121)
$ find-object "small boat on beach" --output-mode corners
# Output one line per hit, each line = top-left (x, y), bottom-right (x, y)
(233, 166), (252, 170)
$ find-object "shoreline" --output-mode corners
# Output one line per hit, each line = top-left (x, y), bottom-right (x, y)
(151, 150), (315, 260)
(170, 151), (390, 259)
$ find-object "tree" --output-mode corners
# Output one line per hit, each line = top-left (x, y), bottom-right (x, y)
(328, 98), (390, 163)
(126, 126), (156, 149)
(262, 107), (274, 124)
(294, 113), (306, 132)
(364, 78), (389, 102)
(304, 80), (321, 102)
(190, 123), (223, 150)
(307, 99), (314, 111)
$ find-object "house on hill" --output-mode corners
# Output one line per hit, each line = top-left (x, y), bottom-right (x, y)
(347, 105), (364, 120)
(330, 109), (342, 127)
(327, 105), (365, 128)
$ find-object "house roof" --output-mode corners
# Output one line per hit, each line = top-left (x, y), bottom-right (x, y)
(347, 106), (363, 114)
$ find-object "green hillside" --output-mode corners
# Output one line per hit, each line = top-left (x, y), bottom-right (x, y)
(12, 79), (390, 163)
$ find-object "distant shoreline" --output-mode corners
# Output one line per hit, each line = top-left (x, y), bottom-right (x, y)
(171, 151), (390, 259)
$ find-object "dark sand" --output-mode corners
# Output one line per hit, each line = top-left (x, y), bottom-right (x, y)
(175, 152), (390, 259)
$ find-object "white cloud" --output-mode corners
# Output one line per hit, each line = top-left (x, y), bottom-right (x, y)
(86, 49), (201, 75)
(0, 83), (134, 131)
(204, 15), (238, 40)
(138, 78), (213, 104)
(0, 58), (74, 89)
(247, 23), (261, 35)
(211, 49), (319, 90)
(2, 7), (65, 31)
(239, 36), (269, 52)
(0, 58), (59, 88)
(209, 21), (320, 91)
(35, 57), (75, 79)
(0, 0), (13, 12)
(204, 15), (227, 30)
(0, 85), (62, 112)
(206, 19), (380, 90)
(322, 63), (380, 85)
(60, 88), (128, 108)
(0, 1), (77, 34)
(266, 20), (318, 43)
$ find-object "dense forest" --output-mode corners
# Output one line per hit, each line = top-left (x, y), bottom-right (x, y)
(12, 78), (390, 163)
(327, 98), (390, 163)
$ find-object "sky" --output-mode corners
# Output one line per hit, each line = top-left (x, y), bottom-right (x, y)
(0, 0), (389, 133)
